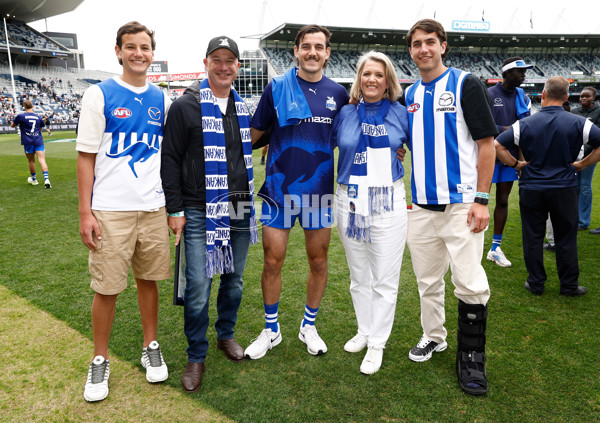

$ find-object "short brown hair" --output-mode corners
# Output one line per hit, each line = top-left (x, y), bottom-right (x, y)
(22, 99), (33, 109)
(294, 24), (331, 68)
(406, 19), (449, 59)
(544, 76), (570, 101)
(116, 21), (155, 50)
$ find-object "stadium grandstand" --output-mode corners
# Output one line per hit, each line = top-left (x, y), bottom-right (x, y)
(0, 0), (115, 132)
(258, 23), (600, 113)
(3, 0), (600, 133)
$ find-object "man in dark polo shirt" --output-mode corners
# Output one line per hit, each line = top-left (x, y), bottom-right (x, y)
(495, 76), (600, 297)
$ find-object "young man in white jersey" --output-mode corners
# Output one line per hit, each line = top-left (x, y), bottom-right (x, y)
(76, 21), (171, 402)
(403, 19), (497, 395)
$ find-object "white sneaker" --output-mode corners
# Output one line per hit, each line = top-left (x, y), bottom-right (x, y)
(244, 324), (282, 360)
(83, 355), (110, 402)
(486, 247), (512, 267)
(44, 179), (52, 189)
(141, 341), (168, 383)
(360, 346), (384, 375)
(298, 322), (327, 356)
(27, 177), (39, 186)
(344, 333), (368, 353)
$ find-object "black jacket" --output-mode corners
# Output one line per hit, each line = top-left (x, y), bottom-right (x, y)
(572, 104), (600, 157)
(161, 81), (250, 213)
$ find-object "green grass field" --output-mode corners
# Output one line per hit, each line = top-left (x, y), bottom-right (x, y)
(1, 131), (599, 422)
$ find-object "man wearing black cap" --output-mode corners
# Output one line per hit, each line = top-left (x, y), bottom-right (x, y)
(161, 36), (258, 393)
(486, 57), (534, 268)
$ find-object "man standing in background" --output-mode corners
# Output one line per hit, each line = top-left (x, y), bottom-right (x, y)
(12, 99), (52, 188)
(486, 57), (533, 267)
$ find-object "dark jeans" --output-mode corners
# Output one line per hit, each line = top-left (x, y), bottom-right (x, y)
(519, 187), (579, 294)
(183, 208), (251, 362)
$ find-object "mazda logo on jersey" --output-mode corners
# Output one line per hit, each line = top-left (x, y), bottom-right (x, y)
(436, 92), (457, 113)
(438, 92), (454, 106)
(407, 103), (420, 113)
(112, 108), (132, 118)
(148, 107), (161, 121)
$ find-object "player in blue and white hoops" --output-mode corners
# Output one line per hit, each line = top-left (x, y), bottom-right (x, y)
(77, 21), (171, 402)
(403, 19), (498, 396)
(12, 99), (51, 188)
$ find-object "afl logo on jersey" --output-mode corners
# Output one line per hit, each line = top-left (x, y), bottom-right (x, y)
(407, 103), (420, 113)
(148, 107), (161, 121)
(112, 108), (132, 118)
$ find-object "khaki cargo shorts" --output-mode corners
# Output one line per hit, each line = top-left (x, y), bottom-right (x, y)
(89, 208), (171, 295)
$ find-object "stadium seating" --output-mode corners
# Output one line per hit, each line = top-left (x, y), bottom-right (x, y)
(2, 20), (69, 52)
(261, 46), (600, 80)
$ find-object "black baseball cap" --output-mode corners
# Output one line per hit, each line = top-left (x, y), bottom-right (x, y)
(206, 36), (239, 59)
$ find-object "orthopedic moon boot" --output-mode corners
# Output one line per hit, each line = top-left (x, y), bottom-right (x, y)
(456, 300), (488, 395)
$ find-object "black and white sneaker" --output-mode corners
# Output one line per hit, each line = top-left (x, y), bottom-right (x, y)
(83, 355), (110, 402)
(141, 340), (168, 383)
(408, 335), (447, 362)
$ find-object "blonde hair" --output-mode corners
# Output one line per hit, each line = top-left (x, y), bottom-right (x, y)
(349, 51), (401, 103)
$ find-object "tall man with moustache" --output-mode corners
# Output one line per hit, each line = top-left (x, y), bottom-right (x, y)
(77, 21), (171, 402)
(161, 36), (258, 393)
(403, 19), (497, 395)
(244, 24), (349, 360)
(486, 57), (534, 268)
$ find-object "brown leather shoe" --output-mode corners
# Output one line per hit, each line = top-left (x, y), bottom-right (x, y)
(217, 338), (244, 362)
(181, 362), (204, 393)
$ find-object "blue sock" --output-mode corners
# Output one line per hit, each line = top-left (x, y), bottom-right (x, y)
(43, 171), (49, 180)
(264, 302), (279, 333)
(491, 234), (503, 251)
(30, 172), (36, 180)
(302, 304), (319, 327)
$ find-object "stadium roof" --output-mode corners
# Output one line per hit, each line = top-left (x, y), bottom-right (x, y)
(261, 23), (600, 50)
(0, 0), (84, 23)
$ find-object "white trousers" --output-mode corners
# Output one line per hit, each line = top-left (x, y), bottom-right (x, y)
(335, 179), (407, 348)
(407, 203), (490, 344)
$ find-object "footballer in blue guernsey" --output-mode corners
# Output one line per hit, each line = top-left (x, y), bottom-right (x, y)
(486, 57), (533, 268)
(244, 25), (349, 361)
(404, 19), (497, 396)
(12, 99), (51, 188)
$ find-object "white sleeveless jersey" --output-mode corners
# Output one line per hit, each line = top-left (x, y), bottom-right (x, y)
(404, 68), (479, 205)
(78, 77), (167, 211)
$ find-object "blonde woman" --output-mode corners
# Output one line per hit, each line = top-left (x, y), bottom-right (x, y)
(332, 51), (409, 374)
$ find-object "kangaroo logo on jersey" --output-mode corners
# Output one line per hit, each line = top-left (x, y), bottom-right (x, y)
(112, 108), (132, 118)
(407, 103), (420, 113)
(326, 96), (337, 111)
(436, 92), (456, 113)
(105, 134), (161, 178)
(272, 147), (331, 197)
(148, 107), (161, 121)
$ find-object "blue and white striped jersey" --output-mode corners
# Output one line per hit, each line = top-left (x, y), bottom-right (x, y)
(405, 67), (496, 205)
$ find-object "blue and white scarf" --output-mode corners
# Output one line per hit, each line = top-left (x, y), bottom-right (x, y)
(346, 98), (394, 242)
(199, 78), (258, 277)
